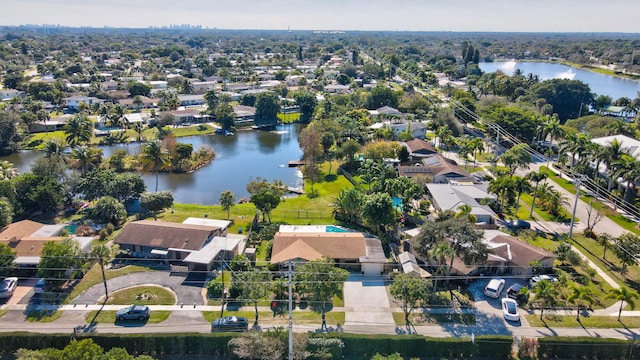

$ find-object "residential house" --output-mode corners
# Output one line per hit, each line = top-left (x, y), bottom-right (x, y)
(117, 96), (157, 110)
(398, 252), (431, 278)
(63, 96), (104, 112)
(29, 114), (72, 133)
(191, 81), (219, 94)
(425, 183), (497, 224)
(0, 220), (92, 268)
(271, 226), (385, 275)
(387, 121), (428, 139)
(285, 75), (305, 86)
(163, 109), (211, 125)
(324, 84), (350, 94)
(402, 138), (438, 159)
(398, 154), (474, 183)
(113, 218), (245, 272)
(484, 231), (555, 276)
(178, 94), (205, 107)
(233, 105), (257, 125)
(0, 89), (24, 102)
(147, 80), (168, 89)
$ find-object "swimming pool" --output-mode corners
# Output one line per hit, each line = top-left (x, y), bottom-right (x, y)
(325, 225), (349, 233)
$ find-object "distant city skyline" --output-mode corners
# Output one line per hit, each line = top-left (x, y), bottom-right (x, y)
(4, 0), (640, 33)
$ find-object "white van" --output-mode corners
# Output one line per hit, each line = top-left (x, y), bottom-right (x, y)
(34, 278), (45, 294)
(484, 278), (505, 298)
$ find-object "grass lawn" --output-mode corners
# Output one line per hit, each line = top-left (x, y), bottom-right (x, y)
(23, 131), (70, 149)
(159, 203), (256, 234)
(525, 313), (640, 328)
(27, 309), (63, 322)
(202, 310), (345, 325)
(392, 312), (476, 326)
(569, 234), (639, 289)
(105, 285), (177, 305)
(518, 193), (559, 221)
(86, 310), (171, 324)
(64, 265), (153, 305)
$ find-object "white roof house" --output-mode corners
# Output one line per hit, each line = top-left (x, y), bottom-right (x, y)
(592, 135), (640, 160)
(426, 183), (496, 224)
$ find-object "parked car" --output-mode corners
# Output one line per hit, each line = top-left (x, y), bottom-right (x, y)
(116, 305), (150, 321)
(34, 278), (46, 295)
(484, 278), (506, 299)
(0, 277), (18, 299)
(211, 316), (249, 332)
(501, 298), (520, 322)
(506, 283), (525, 300)
(506, 219), (531, 230)
(529, 275), (557, 287)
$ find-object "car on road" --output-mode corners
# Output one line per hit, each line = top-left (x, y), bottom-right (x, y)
(501, 298), (520, 322)
(505, 219), (531, 230)
(211, 316), (249, 332)
(34, 278), (46, 295)
(0, 277), (18, 299)
(484, 278), (506, 299)
(529, 275), (557, 287)
(506, 283), (525, 301)
(116, 305), (150, 321)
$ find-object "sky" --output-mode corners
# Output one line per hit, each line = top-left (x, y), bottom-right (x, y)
(3, 0), (640, 33)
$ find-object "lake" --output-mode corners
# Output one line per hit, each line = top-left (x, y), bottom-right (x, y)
(1, 124), (304, 204)
(479, 60), (640, 101)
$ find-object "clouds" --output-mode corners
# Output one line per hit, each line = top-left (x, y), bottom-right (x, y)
(2, 0), (640, 32)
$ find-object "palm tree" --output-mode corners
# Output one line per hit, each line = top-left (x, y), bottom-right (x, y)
(532, 279), (559, 320)
(514, 176), (532, 214)
(602, 138), (626, 192)
(139, 141), (171, 191)
(132, 95), (144, 112)
(612, 154), (640, 204)
(133, 122), (144, 142)
(90, 244), (118, 302)
(64, 113), (93, 146)
(606, 286), (639, 321)
(606, 119), (634, 137)
(429, 243), (454, 292)
(543, 116), (564, 143)
(488, 176), (516, 208)
(526, 170), (548, 218)
(70, 145), (102, 175)
(454, 204), (477, 223)
(469, 137), (484, 167)
(332, 188), (362, 224)
(567, 286), (593, 321)
(598, 233), (613, 259)
(109, 103), (128, 129)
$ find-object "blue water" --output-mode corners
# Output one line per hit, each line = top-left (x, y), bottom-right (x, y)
(479, 61), (640, 101)
(392, 197), (403, 211)
(325, 225), (348, 233)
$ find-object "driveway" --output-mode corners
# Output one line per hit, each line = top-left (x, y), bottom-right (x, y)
(343, 274), (395, 327)
(73, 271), (205, 305)
(469, 278), (529, 329)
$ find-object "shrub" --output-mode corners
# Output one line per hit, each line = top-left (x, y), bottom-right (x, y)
(567, 250), (583, 266)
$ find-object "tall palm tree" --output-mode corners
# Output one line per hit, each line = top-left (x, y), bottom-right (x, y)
(64, 113), (93, 146)
(606, 119), (634, 137)
(612, 155), (640, 204)
(532, 279), (559, 320)
(132, 95), (144, 112)
(513, 176), (532, 214)
(543, 116), (564, 143)
(90, 244), (118, 302)
(429, 243), (454, 292)
(526, 171), (548, 217)
(606, 286), (639, 321)
(133, 122), (144, 142)
(70, 145), (102, 175)
(469, 137), (484, 167)
(139, 141), (171, 191)
(602, 139), (627, 192)
(568, 286), (593, 321)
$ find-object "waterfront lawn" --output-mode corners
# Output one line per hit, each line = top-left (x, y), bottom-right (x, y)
(23, 130), (71, 149)
(159, 203), (256, 234)
(278, 112), (301, 123)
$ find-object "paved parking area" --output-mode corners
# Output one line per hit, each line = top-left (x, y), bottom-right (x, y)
(343, 274), (395, 326)
(469, 277), (530, 328)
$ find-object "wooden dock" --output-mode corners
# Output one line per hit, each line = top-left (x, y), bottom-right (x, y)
(288, 160), (306, 167)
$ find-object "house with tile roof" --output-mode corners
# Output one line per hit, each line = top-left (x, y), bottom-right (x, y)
(0, 220), (91, 267)
(398, 153), (474, 184)
(425, 183), (497, 224)
(270, 229), (386, 275)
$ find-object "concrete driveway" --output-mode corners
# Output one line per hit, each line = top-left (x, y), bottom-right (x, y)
(73, 271), (205, 305)
(343, 274), (395, 327)
(469, 278), (530, 329)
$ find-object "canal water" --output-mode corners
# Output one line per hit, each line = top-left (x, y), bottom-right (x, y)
(1, 124), (304, 204)
(479, 60), (640, 101)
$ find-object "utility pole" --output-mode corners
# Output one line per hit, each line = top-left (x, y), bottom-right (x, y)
(287, 260), (293, 360)
(568, 176), (583, 239)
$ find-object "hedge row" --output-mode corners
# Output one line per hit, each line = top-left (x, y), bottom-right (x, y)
(334, 334), (513, 359)
(538, 337), (640, 360)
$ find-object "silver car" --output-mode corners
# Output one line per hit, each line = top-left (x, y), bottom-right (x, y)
(0, 277), (18, 299)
